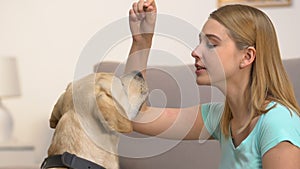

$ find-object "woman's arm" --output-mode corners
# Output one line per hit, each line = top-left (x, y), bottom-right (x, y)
(125, 0), (209, 140)
(262, 142), (300, 169)
(133, 105), (209, 140)
(125, 0), (156, 115)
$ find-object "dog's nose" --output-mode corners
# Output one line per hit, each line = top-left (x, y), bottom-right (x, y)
(133, 71), (144, 79)
(136, 71), (143, 78)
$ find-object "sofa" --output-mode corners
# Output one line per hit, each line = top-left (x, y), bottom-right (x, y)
(94, 58), (300, 169)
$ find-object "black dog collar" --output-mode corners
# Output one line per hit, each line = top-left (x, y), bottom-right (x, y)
(41, 152), (106, 169)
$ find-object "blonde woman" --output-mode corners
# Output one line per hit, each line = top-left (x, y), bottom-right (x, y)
(126, 0), (300, 168)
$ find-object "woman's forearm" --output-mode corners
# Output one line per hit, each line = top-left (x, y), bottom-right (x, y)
(125, 40), (153, 75)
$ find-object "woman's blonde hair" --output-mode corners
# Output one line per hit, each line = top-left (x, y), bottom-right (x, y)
(209, 4), (300, 137)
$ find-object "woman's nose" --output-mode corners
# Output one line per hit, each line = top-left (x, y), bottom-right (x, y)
(191, 46), (201, 59)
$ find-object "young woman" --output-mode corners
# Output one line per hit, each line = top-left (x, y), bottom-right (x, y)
(126, 0), (300, 168)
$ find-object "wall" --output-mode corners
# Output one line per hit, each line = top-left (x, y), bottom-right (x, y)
(0, 0), (299, 164)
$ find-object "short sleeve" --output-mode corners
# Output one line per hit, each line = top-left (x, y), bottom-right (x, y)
(259, 103), (300, 156)
(201, 102), (224, 140)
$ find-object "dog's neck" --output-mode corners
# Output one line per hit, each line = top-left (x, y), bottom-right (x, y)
(47, 111), (120, 169)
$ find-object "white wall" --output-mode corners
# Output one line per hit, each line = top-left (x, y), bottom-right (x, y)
(0, 0), (299, 164)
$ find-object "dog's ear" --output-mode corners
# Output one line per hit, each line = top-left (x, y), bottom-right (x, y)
(49, 91), (65, 129)
(96, 94), (133, 133)
(49, 83), (73, 129)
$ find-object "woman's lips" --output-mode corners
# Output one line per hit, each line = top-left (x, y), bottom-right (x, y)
(195, 64), (206, 75)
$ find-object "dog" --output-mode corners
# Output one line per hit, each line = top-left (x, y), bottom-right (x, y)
(41, 71), (148, 169)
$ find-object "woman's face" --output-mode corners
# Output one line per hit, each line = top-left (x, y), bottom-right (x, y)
(191, 19), (244, 87)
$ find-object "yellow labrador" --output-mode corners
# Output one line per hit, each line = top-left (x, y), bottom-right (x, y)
(41, 71), (148, 169)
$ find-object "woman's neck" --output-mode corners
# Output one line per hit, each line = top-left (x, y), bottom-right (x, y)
(218, 76), (251, 122)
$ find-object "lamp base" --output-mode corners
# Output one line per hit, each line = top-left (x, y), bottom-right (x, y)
(0, 102), (13, 142)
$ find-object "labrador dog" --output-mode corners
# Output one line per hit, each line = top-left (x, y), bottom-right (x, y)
(41, 71), (148, 169)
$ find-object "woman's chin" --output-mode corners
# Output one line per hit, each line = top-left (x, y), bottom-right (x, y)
(196, 78), (211, 86)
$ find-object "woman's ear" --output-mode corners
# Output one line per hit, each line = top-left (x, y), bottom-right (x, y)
(240, 46), (256, 69)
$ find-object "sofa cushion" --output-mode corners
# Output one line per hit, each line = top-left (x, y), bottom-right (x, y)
(282, 58), (300, 104)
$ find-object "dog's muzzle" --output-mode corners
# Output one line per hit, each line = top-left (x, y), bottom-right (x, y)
(41, 152), (106, 169)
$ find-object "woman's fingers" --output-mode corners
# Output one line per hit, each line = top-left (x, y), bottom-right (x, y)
(137, 0), (145, 13)
(131, 0), (145, 20)
(132, 2), (138, 15)
(131, 0), (156, 17)
(129, 0), (156, 37)
(129, 9), (138, 22)
(144, 0), (155, 7)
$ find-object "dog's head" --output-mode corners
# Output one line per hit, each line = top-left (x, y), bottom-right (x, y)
(49, 71), (148, 135)
(93, 71), (148, 133)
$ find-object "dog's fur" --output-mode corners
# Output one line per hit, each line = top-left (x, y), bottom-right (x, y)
(46, 72), (148, 169)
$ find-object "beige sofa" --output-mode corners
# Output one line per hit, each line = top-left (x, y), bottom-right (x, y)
(94, 58), (300, 169)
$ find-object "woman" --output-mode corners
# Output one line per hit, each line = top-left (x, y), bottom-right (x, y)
(125, 0), (300, 168)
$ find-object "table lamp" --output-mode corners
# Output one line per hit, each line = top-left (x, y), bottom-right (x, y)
(0, 56), (21, 142)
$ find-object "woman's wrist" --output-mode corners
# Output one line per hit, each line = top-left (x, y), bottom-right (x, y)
(132, 32), (153, 45)
(132, 37), (153, 50)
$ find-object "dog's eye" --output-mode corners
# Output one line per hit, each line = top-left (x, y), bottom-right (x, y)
(106, 92), (113, 98)
(98, 92), (112, 98)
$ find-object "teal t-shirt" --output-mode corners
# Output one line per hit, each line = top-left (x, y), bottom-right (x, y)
(201, 102), (300, 169)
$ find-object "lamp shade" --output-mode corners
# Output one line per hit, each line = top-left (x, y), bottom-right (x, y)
(0, 57), (21, 97)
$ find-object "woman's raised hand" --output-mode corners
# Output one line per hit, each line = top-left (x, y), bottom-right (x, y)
(129, 0), (157, 43)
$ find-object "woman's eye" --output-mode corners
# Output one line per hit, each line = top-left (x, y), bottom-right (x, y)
(199, 35), (217, 49)
(206, 42), (217, 49)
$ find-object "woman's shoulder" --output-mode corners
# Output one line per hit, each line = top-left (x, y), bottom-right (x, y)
(262, 101), (300, 122)
(202, 102), (224, 111)
(258, 101), (300, 155)
(260, 101), (300, 131)
(201, 102), (224, 119)
(259, 101), (300, 136)
(201, 102), (224, 140)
